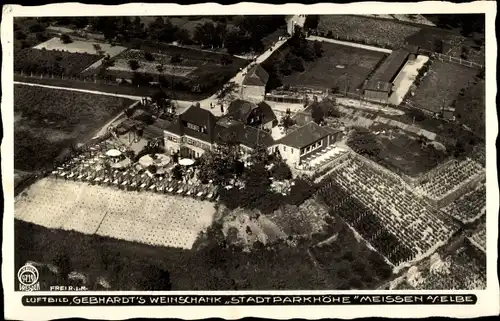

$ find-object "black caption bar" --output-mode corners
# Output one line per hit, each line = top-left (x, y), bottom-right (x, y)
(23, 294), (477, 306)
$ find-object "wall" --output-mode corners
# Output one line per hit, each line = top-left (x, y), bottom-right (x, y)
(275, 144), (300, 167)
(242, 85), (266, 102)
(299, 136), (329, 163)
(164, 132), (211, 158)
(364, 89), (389, 102)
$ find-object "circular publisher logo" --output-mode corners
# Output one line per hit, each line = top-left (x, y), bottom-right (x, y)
(18, 264), (39, 286)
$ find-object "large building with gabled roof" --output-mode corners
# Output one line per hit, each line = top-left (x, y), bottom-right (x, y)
(241, 64), (269, 102)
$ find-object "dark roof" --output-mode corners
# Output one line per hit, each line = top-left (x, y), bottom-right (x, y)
(366, 48), (410, 86)
(242, 64), (269, 86)
(227, 99), (277, 124)
(257, 101), (277, 123)
(227, 99), (259, 122)
(215, 123), (274, 148)
(143, 124), (165, 139)
(164, 105), (217, 143)
(153, 118), (172, 130)
(277, 122), (338, 149)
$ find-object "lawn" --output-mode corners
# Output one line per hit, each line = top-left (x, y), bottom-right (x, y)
(454, 80), (485, 139)
(15, 178), (216, 249)
(279, 41), (387, 91)
(14, 85), (134, 171)
(318, 15), (422, 48)
(409, 61), (479, 113)
(375, 129), (448, 177)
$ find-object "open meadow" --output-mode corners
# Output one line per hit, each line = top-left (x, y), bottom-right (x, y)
(408, 61), (479, 113)
(279, 41), (387, 91)
(14, 84), (134, 171)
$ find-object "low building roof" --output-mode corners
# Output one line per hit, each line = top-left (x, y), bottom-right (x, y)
(366, 48), (410, 86)
(277, 122), (339, 149)
(242, 64), (269, 86)
(364, 80), (393, 93)
(215, 122), (274, 148)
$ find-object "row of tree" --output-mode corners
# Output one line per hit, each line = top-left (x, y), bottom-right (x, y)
(36, 16), (286, 55)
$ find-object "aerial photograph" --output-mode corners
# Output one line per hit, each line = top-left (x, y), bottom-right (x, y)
(13, 14), (486, 291)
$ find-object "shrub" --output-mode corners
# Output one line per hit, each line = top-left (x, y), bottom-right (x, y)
(128, 59), (140, 71)
(144, 51), (155, 61)
(60, 34), (73, 44)
(170, 54), (182, 64)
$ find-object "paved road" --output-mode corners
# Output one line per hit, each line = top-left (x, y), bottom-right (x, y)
(307, 35), (392, 54)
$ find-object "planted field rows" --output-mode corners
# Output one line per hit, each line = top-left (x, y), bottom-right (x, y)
(442, 184), (486, 224)
(318, 15), (421, 49)
(15, 48), (101, 76)
(319, 155), (456, 264)
(15, 178), (216, 249)
(415, 158), (484, 201)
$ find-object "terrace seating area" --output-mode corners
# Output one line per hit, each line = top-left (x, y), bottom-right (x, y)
(305, 145), (348, 169)
(442, 184), (486, 224)
(416, 158), (484, 201)
(50, 140), (219, 201)
(323, 155), (456, 262)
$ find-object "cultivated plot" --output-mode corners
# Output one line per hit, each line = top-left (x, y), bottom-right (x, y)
(14, 178), (216, 249)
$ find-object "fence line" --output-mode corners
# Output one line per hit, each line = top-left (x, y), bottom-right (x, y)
(418, 49), (483, 69)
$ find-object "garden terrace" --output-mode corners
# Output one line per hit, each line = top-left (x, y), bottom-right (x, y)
(320, 155), (456, 263)
(415, 158), (484, 202)
(15, 48), (101, 76)
(408, 60), (479, 113)
(48, 139), (219, 201)
(441, 184), (485, 224)
(316, 179), (415, 265)
(317, 15), (422, 49)
(14, 84), (134, 171)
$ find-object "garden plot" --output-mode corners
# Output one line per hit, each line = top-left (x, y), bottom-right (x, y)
(320, 154), (457, 265)
(34, 37), (127, 57)
(108, 49), (202, 76)
(318, 15), (421, 48)
(442, 184), (485, 224)
(15, 178), (216, 250)
(415, 158), (484, 202)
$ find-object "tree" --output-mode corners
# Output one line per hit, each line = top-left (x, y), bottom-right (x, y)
(271, 160), (292, 180)
(281, 115), (294, 133)
(347, 128), (381, 158)
(174, 28), (191, 44)
(128, 59), (140, 71)
(220, 55), (233, 65)
(304, 15), (320, 30)
(193, 22), (217, 48)
(60, 34), (72, 44)
(311, 103), (325, 124)
(313, 41), (323, 57)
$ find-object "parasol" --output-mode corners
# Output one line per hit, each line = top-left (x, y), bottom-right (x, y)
(178, 158), (195, 166)
(105, 149), (121, 157)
